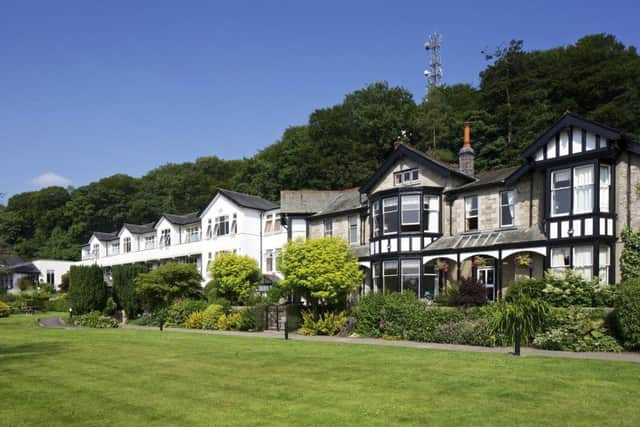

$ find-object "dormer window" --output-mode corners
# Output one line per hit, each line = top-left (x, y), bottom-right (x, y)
(394, 168), (419, 186)
(550, 165), (594, 217)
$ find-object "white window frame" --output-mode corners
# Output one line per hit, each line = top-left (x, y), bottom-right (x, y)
(123, 237), (132, 253)
(186, 226), (200, 243)
(372, 202), (381, 238)
(324, 219), (333, 237)
(265, 249), (274, 272)
(144, 235), (155, 250)
(206, 219), (213, 239)
(464, 195), (479, 232)
(599, 245), (611, 283)
(348, 215), (358, 244)
(214, 216), (230, 236)
(573, 245), (593, 281)
(264, 214), (273, 233)
(111, 241), (120, 255)
(551, 168), (571, 217)
(573, 165), (594, 215)
(273, 214), (282, 233)
(423, 195), (440, 233)
(550, 247), (570, 273)
(599, 165), (611, 213)
(382, 197), (399, 235)
(383, 260), (398, 292)
(160, 229), (171, 247)
(401, 259), (420, 296)
(394, 168), (419, 186)
(401, 194), (420, 229)
(499, 190), (516, 227)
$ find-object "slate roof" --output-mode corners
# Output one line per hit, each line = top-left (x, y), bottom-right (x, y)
(217, 189), (278, 211)
(423, 226), (546, 253)
(162, 212), (200, 225)
(445, 166), (520, 193)
(92, 232), (119, 241)
(0, 254), (26, 269)
(9, 262), (40, 274)
(280, 190), (346, 214)
(122, 222), (156, 234)
(310, 189), (365, 218)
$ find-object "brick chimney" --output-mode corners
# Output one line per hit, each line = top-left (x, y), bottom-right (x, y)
(459, 121), (475, 176)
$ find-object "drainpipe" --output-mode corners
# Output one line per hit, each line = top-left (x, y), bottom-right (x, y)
(627, 151), (632, 229)
(529, 171), (534, 227)
(259, 211), (263, 272)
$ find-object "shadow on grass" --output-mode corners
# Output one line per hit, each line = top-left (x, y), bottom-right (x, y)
(0, 341), (67, 363)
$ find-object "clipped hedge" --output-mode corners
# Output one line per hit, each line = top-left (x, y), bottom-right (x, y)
(112, 263), (147, 319)
(615, 279), (640, 350)
(68, 265), (107, 315)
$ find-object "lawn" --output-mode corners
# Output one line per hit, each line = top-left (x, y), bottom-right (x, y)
(2, 314), (640, 426)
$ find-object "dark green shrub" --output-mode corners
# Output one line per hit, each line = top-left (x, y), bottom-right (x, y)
(112, 263), (147, 319)
(458, 277), (487, 306)
(237, 306), (257, 331)
(71, 311), (118, 328)
(45, 294), (69, 312)
(12, 291), (49, 311)
(59, 272), (70, 292)
(615, 279), (640, 350)
(505, 277), (546, 302)
(541, 270), (595, 306)
(0, 301), (10, 317)
(128, 313), (160, 326)
(103, 297), (117, 315)
(300, 310), (347, 336)
(17, 276), (34, 292)
(253, 303), (267, 331)
(534, 307), (622, 352)
(68, 265), (107, 315)
(434, 282), (460, 306)
(164, 299), (209, 327)
(621, 228), (640, 282)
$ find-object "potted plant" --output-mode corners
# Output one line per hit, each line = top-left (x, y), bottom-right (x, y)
(435, 259), (449, 273)
(472, 256), (486, 268)
(514, 254), (533, 269)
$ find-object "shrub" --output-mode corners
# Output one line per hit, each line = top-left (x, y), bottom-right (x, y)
(59, 272), (70, 292)
(202, 304), (225, 330)
(164, 299), (209, 327)
(112, 263), (147, 319)
(505, 277), (546, 302)
(457, 277), (487, 306)
(621, 228), (640, 282)
(0, 301), (10, 317)
(434, 282), (460, 306)
(534, 307), (622, 352)
(542, 270), (595, 306)
(217, 312), (242, 331)
(184, 311), (207, 329)
(127, 313), (160, 327)
(68, 265), (107, 314)
(615, 279), (640, 350)
(431, 317), (501, 347)
(135, 263), (202, 317)
(45, 294), (69, 312)
(488, 298), (550, 345)
(300, 311), (348, 336)
(17, 276), (34, 292)
(237, 306), (257, 331)
(71, 311), (118, 328)
(207, 253), (262, 305)
(103, 297), (117, 316)
(253, 303), (267, 331)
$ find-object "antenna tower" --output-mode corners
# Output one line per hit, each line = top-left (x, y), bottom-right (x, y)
(424, 33), (443, 96)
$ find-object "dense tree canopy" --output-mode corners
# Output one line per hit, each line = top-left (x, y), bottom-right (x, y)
(1, 33), (638, 260)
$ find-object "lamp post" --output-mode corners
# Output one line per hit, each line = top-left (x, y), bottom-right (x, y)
(68, 307), (73, 320)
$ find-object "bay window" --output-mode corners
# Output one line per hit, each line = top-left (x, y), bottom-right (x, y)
(500, 191), (515, 227)
(551, 169), (571, 216)
(383, 260), (399, 292)
(423, 195), (439, 233)
(465, 196), (478, 232)
(383, 197), (398, 235)
(573, 245), (593, 280)
(600, 165), (611, 213)
(401, 259), (420, 298)
(401, 195), (420, 232)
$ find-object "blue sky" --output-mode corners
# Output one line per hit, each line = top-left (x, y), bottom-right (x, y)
(1, 0), (638, 200)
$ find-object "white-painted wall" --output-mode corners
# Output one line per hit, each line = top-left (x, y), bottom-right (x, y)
(32, 260), (75, 291)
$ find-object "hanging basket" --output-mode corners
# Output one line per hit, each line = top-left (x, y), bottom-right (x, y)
(515, 254), (533, 268)
(472, 256), (487, 268)
(435, 259), (449, 273)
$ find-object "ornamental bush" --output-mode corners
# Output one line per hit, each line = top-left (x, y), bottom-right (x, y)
(615, 279), (640, 350)
(207, 253), (262, 305)
(300, 310), (348, 336)
(505, 277), (546, 302)
(202, 304), (225, 330)
(457, 277), (487, 306)
(620, 228), (640, 282)
(0, 301), (10, 317)
(217, 312), (242, 331)
(164, 299), (209, 327)
(68, 265), (107, 315)
(44, 294), (69, 312)
(184, 311), (207, 329)
(236, 306), (257, 331)
(70, 311), (118, 328)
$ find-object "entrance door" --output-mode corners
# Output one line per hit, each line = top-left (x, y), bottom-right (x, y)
(476, 267), (496, 301)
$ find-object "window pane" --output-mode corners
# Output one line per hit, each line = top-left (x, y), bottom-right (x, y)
(423, 195), (440, 233)
(573, 165), (594, 214)
(600, 165), (610, 213)
(553, 169), (570, 187)
(550, 247), (570, 268)
(383, 261), (399, 293)
(552, 188), (571, 215)
(573, 245), (593, 280)
(383, 197), (398, 234)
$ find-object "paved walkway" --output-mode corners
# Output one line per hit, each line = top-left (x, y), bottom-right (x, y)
(120, 324), (640, 363)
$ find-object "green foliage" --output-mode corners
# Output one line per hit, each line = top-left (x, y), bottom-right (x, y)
(127, 313), (159, 327)
(68, 265), (106, 314)
(103, 297), (117, 315)
(59, 272), (70, 292)
(621, 228), (640, 282)
(434, 282), (460, 306)
(112, 263), (147, 319)
(70, 311), (118, 328)
(541, 270), (615, 307)
(184, 311), (207, 329)
(202, 304), (225, 330)
(236, 307), (257, 331)
(44, 295), (69, 312)
(208, 252), (261, 305)
(9, 290), (49, 312)
(534, 308), (622, 352)
(300, 311), (348, 336)
(134, 263), (202, 315)
(164, 298), (209, 327)
(253, 303), (267, 332)
(488, 298), (551, 344)
(431, 317), (500, 347)
(279, 237), (362, 308)
(505, 277), (546, 302)
(16, 276), (33, 292)
(458, 277), (488, 306)
(0, 300), (10, 317)
(615, 279), (640, 350)
(217, 312), (242, 331)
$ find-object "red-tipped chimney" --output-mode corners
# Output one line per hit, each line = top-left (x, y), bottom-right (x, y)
(459, 122), (475, 176)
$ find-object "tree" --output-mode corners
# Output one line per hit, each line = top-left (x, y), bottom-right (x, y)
(207, 252), (261, 305)
(134, 263), (202, 328)
(112, 263), (148, 319)
(278, 237), (362, 309)
(68, 265), (107, 314)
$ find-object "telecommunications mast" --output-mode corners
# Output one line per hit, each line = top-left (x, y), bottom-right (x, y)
(424, 33), (443, 96)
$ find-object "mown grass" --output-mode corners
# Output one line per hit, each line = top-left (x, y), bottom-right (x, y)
(1, 314), (640, 426)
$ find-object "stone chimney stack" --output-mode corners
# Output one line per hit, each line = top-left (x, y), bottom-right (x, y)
(459, 121), (475, 176)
